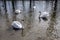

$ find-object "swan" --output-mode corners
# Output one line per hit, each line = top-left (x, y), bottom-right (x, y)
(15, 9), (21, 15)
(39, 11), (49, 21)
(11, 21), (24, 31)
(33, 6), (36, 9)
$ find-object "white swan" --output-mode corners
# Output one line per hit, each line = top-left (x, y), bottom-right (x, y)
(33, 6), (36, 9)
(39, 11), (50, 21)
(15, 9), (21, 14)
(11, 21), (24, 31)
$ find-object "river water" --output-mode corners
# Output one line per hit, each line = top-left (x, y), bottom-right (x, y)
(0, 1), (60, 40)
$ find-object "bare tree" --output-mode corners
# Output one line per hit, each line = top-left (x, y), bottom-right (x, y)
(22, 0), (25, 11)
(11, 0), (16, 21)
(46, 0), (58, 40)
(54, 0), (57, 11)
(29, 0), (32, 12)
(3, 0), (9, 22)
(29, 0), (33, 17)
(0, 7), (1, 16)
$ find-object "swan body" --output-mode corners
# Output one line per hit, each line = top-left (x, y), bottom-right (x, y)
(40, 11), (49, 18)
(39, 11), (50, 21)
(11, 21), (23, 31)
(15, 9), (21, 14)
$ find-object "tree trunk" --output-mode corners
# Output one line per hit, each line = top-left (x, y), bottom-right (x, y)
(46, 0), (58, 40)
(0, 7), (1, 16)
(3, 0), (9, 22)
(30, 0), (31, 9)
(54, 0), (57, 11)
(12, 0), (16, 21)
(29, 0), (32, 12)
(22, 0), (25, 11)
